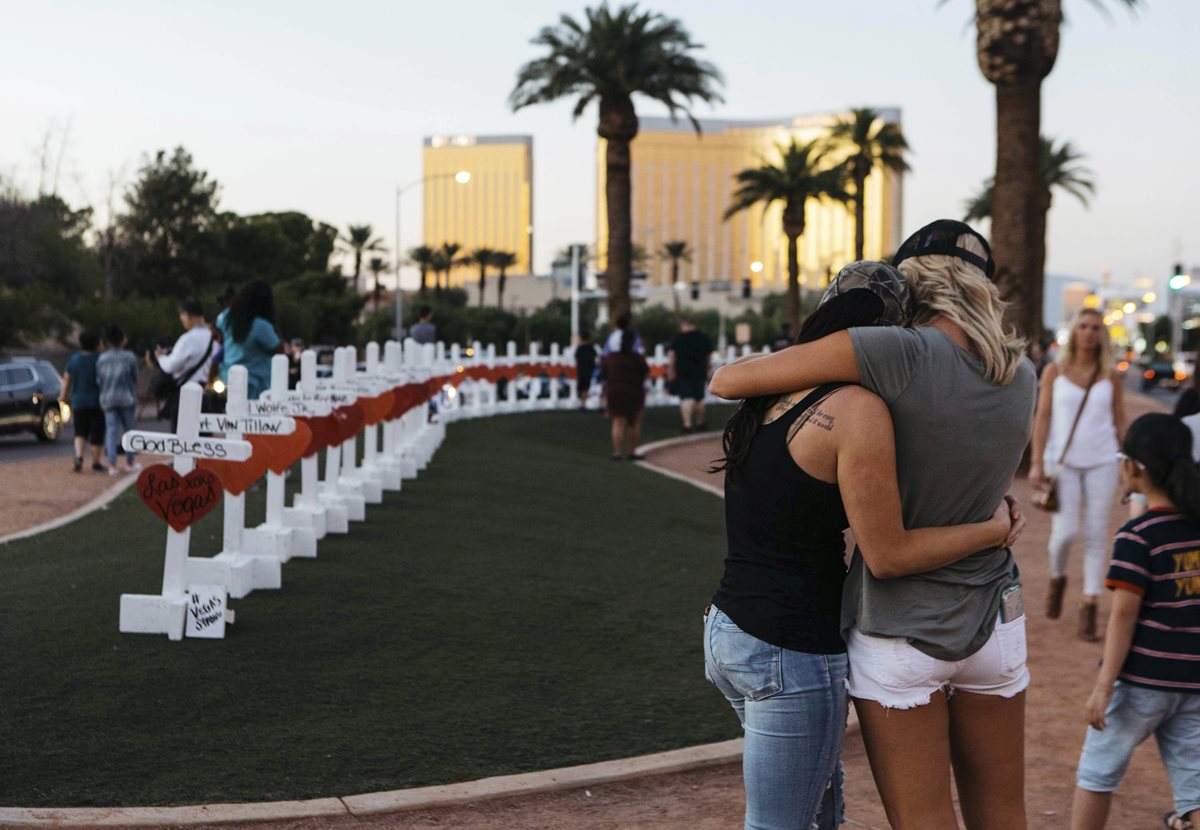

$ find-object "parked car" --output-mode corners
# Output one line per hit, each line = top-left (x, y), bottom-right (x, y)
(0, 357), (67, 441)
(1139, 357), (1182, 391)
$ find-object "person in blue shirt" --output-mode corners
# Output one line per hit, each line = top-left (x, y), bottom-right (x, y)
(216, 281), (282, 400)
(61, 331), (106, 472)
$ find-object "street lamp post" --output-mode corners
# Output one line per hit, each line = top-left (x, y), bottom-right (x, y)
(393, 170), (471, 339)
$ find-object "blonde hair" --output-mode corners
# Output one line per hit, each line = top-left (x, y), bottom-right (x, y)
(1057, 308), (1114, 372)
(897, 233), (1026, 385)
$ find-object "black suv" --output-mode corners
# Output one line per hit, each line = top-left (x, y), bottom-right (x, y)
(0, 357), (65, 441)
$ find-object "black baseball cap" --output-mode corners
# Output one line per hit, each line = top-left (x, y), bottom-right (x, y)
(892, 219), (995, 278)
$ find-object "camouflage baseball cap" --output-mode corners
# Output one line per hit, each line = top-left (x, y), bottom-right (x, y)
(818, 260), (914, 327)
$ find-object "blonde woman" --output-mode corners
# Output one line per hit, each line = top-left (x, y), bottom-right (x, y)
(1030, 309), (1126, 641)
(711, 220), (1036, 830)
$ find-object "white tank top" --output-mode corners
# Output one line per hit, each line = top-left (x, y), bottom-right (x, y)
(1044, 375), (1118, 469)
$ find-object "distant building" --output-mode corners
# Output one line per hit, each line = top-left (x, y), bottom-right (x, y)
(422, 134), (533, 283)
(594, 110), (904, 291)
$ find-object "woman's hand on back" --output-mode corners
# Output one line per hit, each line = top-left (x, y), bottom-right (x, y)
(1002, 495), (1025, 548)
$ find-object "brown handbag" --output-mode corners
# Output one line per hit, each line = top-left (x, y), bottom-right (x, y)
(1035, 366), (1101, 512)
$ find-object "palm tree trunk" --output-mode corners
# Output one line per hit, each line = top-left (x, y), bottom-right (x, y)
(497, 270), (507, 310)
(373, 275), (381, 310)
(354, 251), (363, 294)
(419, 266), (428, 294)
(991, 78), (1044, 340)
(854, 171), (867, 262)
(671, 257), (680, 316)
(605, 136), (633, 324)
(785, 232), (800, 338)
(478, 265), (487, 306)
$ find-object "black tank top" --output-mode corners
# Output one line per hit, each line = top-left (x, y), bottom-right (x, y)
(712, 383), (850, 654)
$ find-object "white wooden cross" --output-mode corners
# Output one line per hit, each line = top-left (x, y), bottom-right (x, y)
(119, 383), (251, 640)
(245, 354), (318, 559)
(364, 341), (402, 491)
(329, 346), (383, 504)
(317, 348), (368, 521)
(253, 349), (344, 535)
(183, 365), (283, 598)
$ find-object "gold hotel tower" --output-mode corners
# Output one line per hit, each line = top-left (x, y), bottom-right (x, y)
(595, 110), (903, 291)
(423, 134), (533, 283)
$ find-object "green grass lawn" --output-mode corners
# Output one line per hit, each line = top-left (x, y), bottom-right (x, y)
(0, 405), (740, 807)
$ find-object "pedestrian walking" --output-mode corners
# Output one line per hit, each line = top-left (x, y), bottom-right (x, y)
(1070, 414), (1200, 830)
(705, 261), (1022, 830)
(153, 298), (215, 430)
(97, 325), (141, 475)
(599, 316), (649, 460)
(667, 316), (713, 432)
(61, 331), (106, 473)
(1029, 308), (1127, 641)
(574, 329), (598, 410)
(602, 312), (643, 356)
(216, 281), (281, 401)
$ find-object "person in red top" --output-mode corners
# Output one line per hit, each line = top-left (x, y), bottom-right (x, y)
(599, 315), (649, 460)
(1071, 413), (1200, 830)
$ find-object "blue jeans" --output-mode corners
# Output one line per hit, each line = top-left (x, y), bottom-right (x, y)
(703, 606), (849, 830)
(1076, 680), (1200, 818)
(103, 405), (137, 466)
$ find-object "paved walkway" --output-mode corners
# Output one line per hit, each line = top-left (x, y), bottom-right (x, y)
(0, 395), (1181, 829)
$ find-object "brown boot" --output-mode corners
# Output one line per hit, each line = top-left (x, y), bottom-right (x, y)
(1046, 577), (1067, 619)
(1078, 603), (1100, 642)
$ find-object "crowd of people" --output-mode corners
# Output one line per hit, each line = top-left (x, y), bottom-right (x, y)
(59, 280), (302, 471)
(704, 220), (1198, 830)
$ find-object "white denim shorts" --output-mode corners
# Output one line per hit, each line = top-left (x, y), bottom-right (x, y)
(846, 615), (1030, 709)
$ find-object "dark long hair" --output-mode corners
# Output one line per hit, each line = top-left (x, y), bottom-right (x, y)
(228, 280), (275, 343)
(712, 290), (887, 473)
(1124, 414), (1200, 520)
(616, 313), (634, 353)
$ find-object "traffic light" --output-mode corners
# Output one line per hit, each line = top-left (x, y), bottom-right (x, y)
(741, 278), (752, 299)
(1169, 263), (1191, 291)
(690, 281), (700, 301)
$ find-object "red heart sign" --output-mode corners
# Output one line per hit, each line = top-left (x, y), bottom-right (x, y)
(361, 393), (394, 426)
(253, 421), (312, 474)
(333, 404), (365, 445)
(297, 415), (338, 457)
(137, 464), (223, 532)
(197, 447), (269, 496)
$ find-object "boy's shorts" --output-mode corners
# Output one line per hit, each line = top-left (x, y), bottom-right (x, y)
(1076, 680), (1200, 819)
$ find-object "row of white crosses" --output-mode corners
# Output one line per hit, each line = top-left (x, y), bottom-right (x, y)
(118, 335), (749, 640)
(119, 339), (443, 640)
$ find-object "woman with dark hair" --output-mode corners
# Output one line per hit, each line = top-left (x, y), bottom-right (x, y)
(599, 315), (648, 460)
(711, 221), (1037, 829)
(216, 280), (281, 400)
(704, 261), (1022, 830)
(1071, 413), (1200, 830)
(1173, 347), (1200, 419)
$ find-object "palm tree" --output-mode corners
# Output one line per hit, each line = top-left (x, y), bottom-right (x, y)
(970, 0), (1141, 338)
(407, 244), (436, 294)
(367, 256), (389, 310)
(725, 139), (848, 338)
(964, 136), (1095, 302)
(429, 250), (450, 297)
(438, 242), (461, 292)
(340, 224), (385, 294)
(492, 250), (518, 310)
(662, 240), (691, 314)
(511, 3), (723, 324)
(826, 108), (909, 262)
(468, 247), (497, 306)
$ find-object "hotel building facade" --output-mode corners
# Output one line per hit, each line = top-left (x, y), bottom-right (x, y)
(422, 134), (534, 283)
(595, 110), (903, 292)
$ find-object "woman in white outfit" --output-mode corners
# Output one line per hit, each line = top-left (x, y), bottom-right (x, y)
(1029, 308), (1127, 640)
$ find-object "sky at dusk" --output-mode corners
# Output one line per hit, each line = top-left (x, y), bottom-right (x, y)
(2, 0), (1196, 293)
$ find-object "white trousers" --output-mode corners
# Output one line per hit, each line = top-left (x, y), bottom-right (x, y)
(1047, 461), (1120, 597)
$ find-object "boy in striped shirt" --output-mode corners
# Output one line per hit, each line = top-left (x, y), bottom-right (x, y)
(1072, 414), (1200, 830)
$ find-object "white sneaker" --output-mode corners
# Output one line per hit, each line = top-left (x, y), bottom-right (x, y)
(126, 463), (143, 474)
(108, 467), (120, 477)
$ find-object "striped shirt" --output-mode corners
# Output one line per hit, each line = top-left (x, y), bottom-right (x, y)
(1106, 510), (1200, 693)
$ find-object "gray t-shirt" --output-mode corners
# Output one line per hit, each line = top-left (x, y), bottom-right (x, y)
(410, 321), (437, 345)
(97, 349), (140, 410)
(842, 326), (1037, 660)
